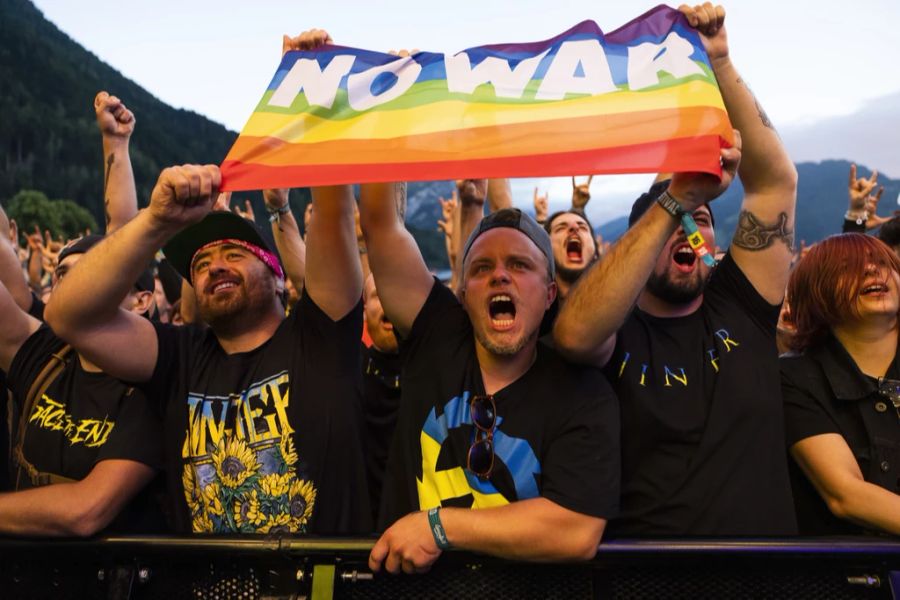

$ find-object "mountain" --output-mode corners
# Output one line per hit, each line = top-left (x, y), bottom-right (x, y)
(0, 0), (452, 268)
(0, 0), (235, 223)
(597, 161), (900, 249)
(781, 91), (900, 180)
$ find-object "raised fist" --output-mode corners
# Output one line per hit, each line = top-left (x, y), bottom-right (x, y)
(669, 128), (742, 211)
(533, 188), (549, 223)
(282, 28), (333, 56)
(94, 91), (135, 139)
(149, 165), (221, 230)
(679, 4), (728, 64)
(455, 179), (487, 206)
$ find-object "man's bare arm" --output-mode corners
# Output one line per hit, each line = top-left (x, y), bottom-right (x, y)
(369, 498), (604, 574)
(555, 140), (742, 367)
(305, 186), (362, 321)
(0, 208), (33, 312)
(359, 182), (433, 337)
(0, 460), (155, 537)
(94, 91), (138, 233)
(46, 165), (220, 381)
(264, 188), (306, 295)
(682, 4), (797, 303)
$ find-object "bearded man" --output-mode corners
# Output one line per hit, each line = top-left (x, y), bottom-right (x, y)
(554, 4), (798, 536)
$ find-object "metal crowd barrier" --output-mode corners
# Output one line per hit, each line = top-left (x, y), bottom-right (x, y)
(1, 535), (899, 599)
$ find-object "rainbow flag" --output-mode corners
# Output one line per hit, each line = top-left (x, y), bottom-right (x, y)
(220, 5), (733, 191)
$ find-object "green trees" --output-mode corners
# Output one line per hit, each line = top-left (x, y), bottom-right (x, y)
(5, 190), (97, 242)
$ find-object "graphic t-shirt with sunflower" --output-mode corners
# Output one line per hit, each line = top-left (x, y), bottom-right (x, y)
(145, 292), (371, 535)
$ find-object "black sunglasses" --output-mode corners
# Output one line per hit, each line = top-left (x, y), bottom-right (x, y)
(467, 394), (496, 478)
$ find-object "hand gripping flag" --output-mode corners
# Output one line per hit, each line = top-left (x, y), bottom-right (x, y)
(220, 5), (734, 191)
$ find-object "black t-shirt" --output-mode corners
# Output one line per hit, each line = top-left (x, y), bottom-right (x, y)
(28, 293), (45, 321)
(143, 291), (371, 535)
(781, 335), (900, 535)
(603, 253), (796, 536)
(379, 280), (620, 530)
(360, 343), (402, 522)
(7, 325), (165, 532)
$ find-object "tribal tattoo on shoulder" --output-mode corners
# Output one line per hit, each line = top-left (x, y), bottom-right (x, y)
(733, 210), (794, 252)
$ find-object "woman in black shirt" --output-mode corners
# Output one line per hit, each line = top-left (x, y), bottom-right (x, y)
(781, 233), (900, 535)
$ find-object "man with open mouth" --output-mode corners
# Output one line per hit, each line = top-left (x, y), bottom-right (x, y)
(44, 29), (372, 537)
(554, 4), (799, 537)
(360, 181), (619, 575)
(544, 209), (599, 300)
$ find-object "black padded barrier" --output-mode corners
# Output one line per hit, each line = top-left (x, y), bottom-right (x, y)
(1, 536), (899, 600)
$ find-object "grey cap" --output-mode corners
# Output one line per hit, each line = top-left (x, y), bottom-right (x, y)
(461, 208), (555, 279)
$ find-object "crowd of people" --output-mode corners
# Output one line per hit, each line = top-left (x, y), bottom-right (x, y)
(1, 3), (899, 576)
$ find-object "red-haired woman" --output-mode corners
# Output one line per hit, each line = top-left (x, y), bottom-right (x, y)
(781, 233), (900, 535)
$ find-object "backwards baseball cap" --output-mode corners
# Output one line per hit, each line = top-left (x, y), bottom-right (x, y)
(628, 179), (716, 229)
(461, 208), (555, 279)
(58, 234), (155, 292)
(163, 211), (284, 284)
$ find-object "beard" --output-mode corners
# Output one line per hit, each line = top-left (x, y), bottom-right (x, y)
(645, 266), (709, 305)
(368, 322), (399, 354)
(199, 274), (278, 333)
(473, 323), (537, 356)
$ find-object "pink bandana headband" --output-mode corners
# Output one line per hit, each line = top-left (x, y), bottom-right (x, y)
(190, 238), (285, 282)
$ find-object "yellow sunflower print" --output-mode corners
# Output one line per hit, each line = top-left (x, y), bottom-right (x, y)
(211, 437), (261, 489)
(288, 478), (317, 529)
(259, 512), (293, 534)
(279, 435), (298, 466)
(259, 472), (292, 498)
(234, 490), (266, 529)
(202, 482), (225, 516)
(182, 463), (201, 514)
(192, 511), (213, 533)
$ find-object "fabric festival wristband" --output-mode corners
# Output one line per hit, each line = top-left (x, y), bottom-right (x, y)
(427, 507), (452, 550)
(680, 213), (717, 267)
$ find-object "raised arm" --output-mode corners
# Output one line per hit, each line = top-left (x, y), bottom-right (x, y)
(555, 138), (741, 367)
(682, 4), (797, 303)
(487, 178), (513, 213)
(0, 205), (33, 312)
(454, 179), (488, 279)
(369, 498), (604, 574)
(359, 181), (433, 336)
(0, 459), (154, 537)
(263, 188), (306, 295)
(572, 176), (592, 211)
(305, 185), (362, 320)
(45, 165), (220, 381)
(791, 433), (900, 535)
(94, 91), (138, 233)
(843, 164), (888, 232)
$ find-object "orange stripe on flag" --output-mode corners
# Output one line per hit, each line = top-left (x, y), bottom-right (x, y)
(220, 135), (725, 191)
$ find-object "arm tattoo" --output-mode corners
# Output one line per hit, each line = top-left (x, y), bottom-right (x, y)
(104, 153), (115, 226)
(395, 182), (407, 222)
(736, 77), (774, 130)
(732, 210), (794, 251)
